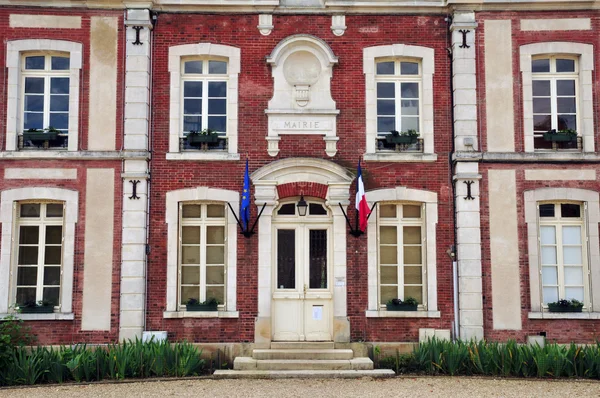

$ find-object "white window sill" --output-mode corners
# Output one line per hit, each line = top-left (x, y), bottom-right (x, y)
(365, 310), (441, 318)
(166, 152), (240, 161)
(0, 312), (74, 321)
(0, 150), (148, 160)
(528, 312), (600, 320)
(163, 310), (239, 319)
(363, 153), (438, 163)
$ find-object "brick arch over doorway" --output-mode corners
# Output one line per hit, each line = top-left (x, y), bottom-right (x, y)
(277, 182), (328, 200)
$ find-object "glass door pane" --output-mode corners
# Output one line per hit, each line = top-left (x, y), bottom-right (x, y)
(277, 229), (295, 289)
(309, 229), (327, 289)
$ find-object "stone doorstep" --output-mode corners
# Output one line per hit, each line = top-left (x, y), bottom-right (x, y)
(252, 349), (354, 360)
(213, 369), (396, 379)
(270, 341), (335, 350)
(234, 357), (373, 371)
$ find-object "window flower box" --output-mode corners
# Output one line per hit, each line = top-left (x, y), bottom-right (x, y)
(18, 300), (55, 313)
(547, 299), (583, 313)
(185, 129), (219, 146)
(543, 130), (577, 143)
(23, 130), (58, 143)
(386, 297), (418, 312)
(385, 130), (419, 145)
(185, 298), (218, 311)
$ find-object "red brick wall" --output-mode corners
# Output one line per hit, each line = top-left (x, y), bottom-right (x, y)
(147, 13), (455, 342)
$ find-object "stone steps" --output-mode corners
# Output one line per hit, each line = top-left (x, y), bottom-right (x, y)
(235, 357), (373, 371)
(252, 348), (354, 360)
(213, 369), (396, 379)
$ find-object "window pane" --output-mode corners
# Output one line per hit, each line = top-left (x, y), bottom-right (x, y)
(16, 288), (36, 305)
(184, 99), (202, 114)
(19, 226), (39, 244)
(557, 115), (576, 131)
(184, 60), (203, 74)
(25, 77), (44, 94)
(380, 226), (397, 244)
(206, 246), (224, 265)
(25, 56), (45, 70)
(533, 115), (551, 132)
(183, 81), (202, 97)
(182, 246), (200, 264)
(562, 226), (581, 245)
(564, 266), (583, 285)
(400, 83), (418, 98)
(532, 59), (550, 73)
(49, 113), (69, 130)
(181, 286), (198, 305)
(18, 247), (38, 265)
(401, 117), (419, 132)
(380, 286), (397, 305)
(377, 82), (395, 98)
(377, 117), (395, 133)
(403, 226), (421, 244)
(380, 246), (397, 265)
(404, 247), (421, 265)
(206, 266), (225, 284)
(208, 60), (227, 74)
(557, 98), (576, 114)
(45, 226), (62, 244)
(207, 116), (226, 132)
(542, 266), (558, 285)
(205, 286), (224, 304)
(563, 247), (582, 265)
(207, 204), (225, 217)
(380, 266), (397, 284)
(376, 62), (394, 75)
(564, 287), (584, 302)
(561, 204), (581, 218)
(208, 99), (226, 114)
(44, 267), (61, 285)
(540, 227), (557, 252)
(51, 56), (70, 70)
(25, 96), (44, 112)
(400, 62), (419, 75)
(208, 81), (226, 97)
(380, 205), (396, 218)
(377, 100), (395, 115)
(557, 80), (575, 96)
(42, 287), (59, 306)
(400, 100), (419, 116)
(277, 229), (295, 289)
(309, 229), (328, 289)
(278, 203), (295, 215)
(206, 226), (224, 244)
(533, 98), (551, 114)
(539, 204), (555, 218)
(44, 247), (62, 265)
(181, 266), (200, 284)
(541, 247), (557, 265)
(543, 287), (558, 304)
(24, 113), (43, 130)
(183, 116), (202, 132)
(17, 267), (37, 286)
(182, 226), (200, 244)
(532, 80), (551, 96)
(404, 266), (422, 284)
(556, 59), (575, 73)
(46, 204), (63, 217)
(309, 203), (327, 215)
(403, 205), (421, 218)
(50, 96), (69, 112)
(50, 78), (69, 94)
(21, 203), (40, 217)
(404, 286), (422, 304)
(182, 204), (201, 218)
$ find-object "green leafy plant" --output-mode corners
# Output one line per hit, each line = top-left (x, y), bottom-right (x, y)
(547, 299), (584, 312)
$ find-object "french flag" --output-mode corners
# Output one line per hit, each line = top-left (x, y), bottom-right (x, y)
(355, 160), (371, 232)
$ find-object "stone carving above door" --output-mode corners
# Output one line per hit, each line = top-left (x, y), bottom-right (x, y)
(266, 34), (339, 157)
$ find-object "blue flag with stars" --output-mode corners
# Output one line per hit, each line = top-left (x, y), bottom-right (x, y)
(241, 159), (250, 231)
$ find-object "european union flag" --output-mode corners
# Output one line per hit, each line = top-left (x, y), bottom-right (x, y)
(240, 159), (250, 231)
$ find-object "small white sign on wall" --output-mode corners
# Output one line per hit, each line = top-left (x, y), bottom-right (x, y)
(312, 305), (323, 320)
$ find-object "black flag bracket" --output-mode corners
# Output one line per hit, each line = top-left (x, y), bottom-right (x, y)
(339, 202), (378, 237)
(227, 202), (266, 238)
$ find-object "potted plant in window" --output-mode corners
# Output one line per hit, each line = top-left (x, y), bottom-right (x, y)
(18, 299), (55, 314)
(547, 298), (583, 313)
(385, 129), (419, 145)
(543, 129), (577, 143)
(23, 126), (60, 143)
(386, 297), (418, 311)
(186, 297), (219, 311)
(185, 128), (219, 146)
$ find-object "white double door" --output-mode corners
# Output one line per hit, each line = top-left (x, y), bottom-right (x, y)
(272, 223), (332, 341)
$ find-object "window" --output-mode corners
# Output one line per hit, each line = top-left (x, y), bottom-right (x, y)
(375, 59), (422, 151)
(538, 202), (589, 306)
(378, 203), (425, 306)
(21, 54), (70, 149)
(363, 44), (435, 161)
(15, 202), (64, 308)
(178, 203), (226, 309)
(532, 56), (579, 150)
(520, 43), (594, 153)
(167, 44), (240, 160)
(181, 59), (228, 151)
(6, 40), (82, 152)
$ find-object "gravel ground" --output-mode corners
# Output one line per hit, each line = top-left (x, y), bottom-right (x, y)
(1, 376), (599, 398)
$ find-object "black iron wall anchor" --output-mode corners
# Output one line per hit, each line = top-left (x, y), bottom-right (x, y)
(464, 180), (475, 200)
(132, 26), (144, 45)
(458, 29), (471, 49)
(129, 180), (141, 200)
(227, 202), (267, 238)
(339, 202), (379, 237)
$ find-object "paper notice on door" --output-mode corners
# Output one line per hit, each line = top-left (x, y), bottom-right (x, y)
(312, 306), (323, 320)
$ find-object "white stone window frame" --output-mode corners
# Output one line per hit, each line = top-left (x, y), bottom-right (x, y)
(365, 187), (440, 318)
(164, 187), (239, 319)
(363, 45), (436, 162)
(520, 42), (594, 153)
(525, 188), (600, 319)
(0, 187), (78, 320)
(6, 40), (82, 152)
(167, 44), (241, 161)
